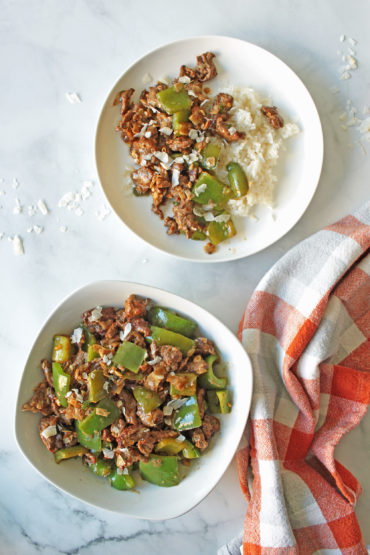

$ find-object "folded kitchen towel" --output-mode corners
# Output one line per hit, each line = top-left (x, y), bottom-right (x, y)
(219, 203), (370, 555)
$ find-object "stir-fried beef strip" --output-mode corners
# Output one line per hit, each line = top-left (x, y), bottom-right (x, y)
(260, 105), (284, 129)
(22, 295), (222, 468)
(179, 52), (217, 82)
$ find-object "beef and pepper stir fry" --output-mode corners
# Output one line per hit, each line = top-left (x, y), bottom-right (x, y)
(23, 295), (232, 489)
(114, 52), (284, 254)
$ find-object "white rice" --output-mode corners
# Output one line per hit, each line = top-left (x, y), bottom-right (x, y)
(214, 86), (300, 217)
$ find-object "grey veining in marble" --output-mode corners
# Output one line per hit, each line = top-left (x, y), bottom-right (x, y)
(1, 0), (369, 553)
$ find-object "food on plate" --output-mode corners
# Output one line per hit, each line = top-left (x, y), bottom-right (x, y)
(114, 53), (299, 253)
(22, 295), (232, 489)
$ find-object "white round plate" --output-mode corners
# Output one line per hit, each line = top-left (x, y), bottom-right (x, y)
(95, 36), (323, 262)
(15, 281), (252, 519)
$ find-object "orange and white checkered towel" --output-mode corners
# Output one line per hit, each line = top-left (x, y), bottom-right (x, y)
(220, 204), (370, 555)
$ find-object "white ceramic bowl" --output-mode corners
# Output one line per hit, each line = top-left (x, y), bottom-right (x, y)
(15, 281), (253, 519)
(95, 35), (323, 263)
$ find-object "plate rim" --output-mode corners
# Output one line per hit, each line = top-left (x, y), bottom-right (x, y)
(14, 279), (253, 519)
(95, 34), (324, 263)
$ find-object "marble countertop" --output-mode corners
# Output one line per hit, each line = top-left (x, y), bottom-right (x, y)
(1, 1), (369, 553)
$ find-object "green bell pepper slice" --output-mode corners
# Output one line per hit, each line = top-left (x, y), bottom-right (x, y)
(75, 421), (102, 451)
(52, 335), (72, 362)
(174, 395), (201, 431)
(191, 230), (207, 241)
(155, 438), (186, 455)
(207, 219), (236, 246)
(52, 362), (70, 408)
(88, 458), (113, 477)
(82, 326), (97, 352)
(227, 161), (249, 198)
(88, 367), (107, 403)
(139, 455), (180, 487)
(113, 341), (147, 373)
(173, 108), (191, 135)
(54, 445), (88, 464)
(182, 440), (200, 459)
(120, 370), (144, 381)
(207, 390), (232, 414)
(157, 84), (192, 115)
(78, 398), (121, 435)
(192, 172), (232, 208)
(133, 386), (162, 413)
(198, 355), (228, 390)
(147, 326), (195, 355)
(87, 344), (100, 362)
(201, 143), (221, 170)
(148, 307), (196, 338)
(169, 373), (197, 397)
(109, 468), (135, 490)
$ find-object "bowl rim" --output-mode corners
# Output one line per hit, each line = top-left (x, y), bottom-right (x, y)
(95, 34), (323, 264)
(14, 279), (253, 519)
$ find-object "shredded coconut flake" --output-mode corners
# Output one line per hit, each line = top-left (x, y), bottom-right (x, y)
(158, 75), (171, 85)
(102, 448), (115, 459)
(214, 213), (231, 223)
(102, 354), (113, 364)
(171, 168), (180, 186)
(120, 322), (132, 341)
(148, 356), (162, 366)
(178, 76), (191, 84)
(33, 225), (43, 234)
(90, 306), (103, 322)
(194, 183), (207, 196)
(41, 425), (57, 439)
(60, 225), (68, 233)
(154, 151), (170, 164)
(12, 178), (19, 189)
(71, 327), (83, 344)
(103, 381), (110, 392)
(72, 388), (84, 403)
(341, 71), (351, 80)
(159, 127), (173, 136)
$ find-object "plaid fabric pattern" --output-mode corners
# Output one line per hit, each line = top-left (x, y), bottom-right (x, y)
(222, 204), (370, 555)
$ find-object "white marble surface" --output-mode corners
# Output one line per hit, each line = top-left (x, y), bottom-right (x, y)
(1, 1), (369, 553)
